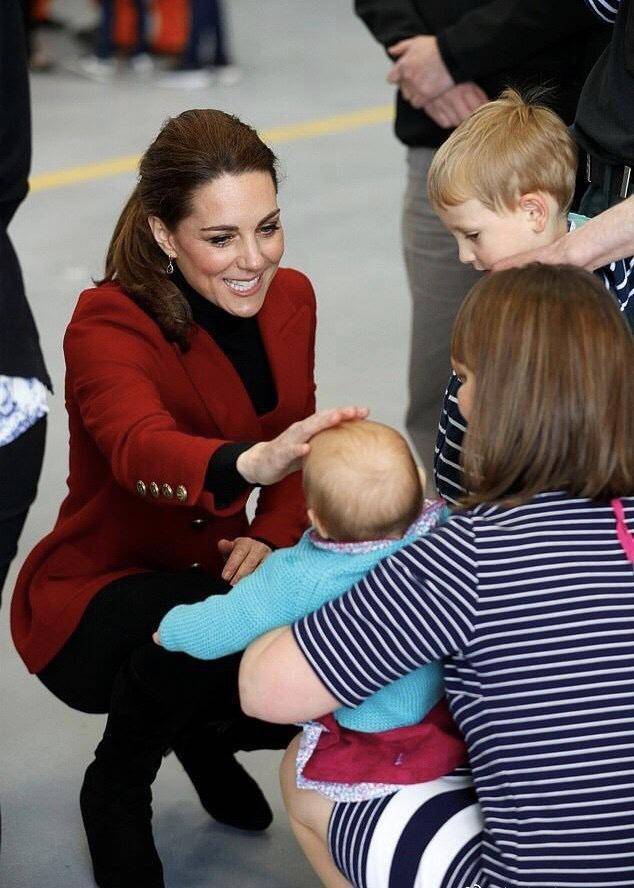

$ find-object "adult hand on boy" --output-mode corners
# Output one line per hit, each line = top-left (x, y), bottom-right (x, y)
(387, 36), (454, 107)
(423, 82), (489, 129)
(218, 537), (271, 585)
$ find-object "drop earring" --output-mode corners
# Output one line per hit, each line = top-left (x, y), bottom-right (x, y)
(166, 255), (175, 275)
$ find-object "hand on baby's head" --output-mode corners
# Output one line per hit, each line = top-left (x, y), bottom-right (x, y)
(302, 420), (424, 544)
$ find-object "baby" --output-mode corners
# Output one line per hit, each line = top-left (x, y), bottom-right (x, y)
(156, 420), (465, 800)
(427, 89), (634, 503)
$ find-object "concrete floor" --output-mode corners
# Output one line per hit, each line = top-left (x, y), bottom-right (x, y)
(0, 2), (413, 885)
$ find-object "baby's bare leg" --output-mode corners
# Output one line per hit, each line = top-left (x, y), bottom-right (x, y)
(280, 736), (352, 888)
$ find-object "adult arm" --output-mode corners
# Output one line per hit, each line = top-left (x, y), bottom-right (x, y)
(66, 291), (259, 516)
(241, 517), (479, 723)
(493, 195), (634, 272)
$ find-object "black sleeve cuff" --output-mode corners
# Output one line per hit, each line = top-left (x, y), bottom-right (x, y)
(205, 442), (255, 509)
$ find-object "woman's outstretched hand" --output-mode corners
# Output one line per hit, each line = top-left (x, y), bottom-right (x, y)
(236, 406), (369, 486)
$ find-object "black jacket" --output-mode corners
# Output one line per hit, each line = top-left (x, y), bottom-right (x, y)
(0, 0), (51, 387)
(574, 0), (634, 164)
(355, 0), (611, 147)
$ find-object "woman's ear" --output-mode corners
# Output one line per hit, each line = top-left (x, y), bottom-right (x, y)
(518, 192), (550, 234)
(148, 215), (177, 257)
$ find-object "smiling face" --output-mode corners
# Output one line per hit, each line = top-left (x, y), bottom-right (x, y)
(437, 194), (566, 272)
(149, 171), (284, 317)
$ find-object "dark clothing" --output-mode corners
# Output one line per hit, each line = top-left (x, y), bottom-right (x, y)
(38, 570), (293, 749)
(574, 0), (634, 166)
(0, 0), (50, 387)
(178, 271), (277, 417)
(175, 269), (277, 509)
(182, 0), (230, 69)
(0, 416), (46, 602)
(96, 0), (150, 59)
(354, 0), (610, 147)
(38, 570), (239, 714)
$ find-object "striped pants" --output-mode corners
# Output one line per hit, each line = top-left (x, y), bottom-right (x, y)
(328, 773), (483, 888)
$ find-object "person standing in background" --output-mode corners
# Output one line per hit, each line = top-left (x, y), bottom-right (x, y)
(574, 0), (634, 217)
(354, 0), (610, 472)
(0, 0), (50, 602)
(159, 0), (241, 89)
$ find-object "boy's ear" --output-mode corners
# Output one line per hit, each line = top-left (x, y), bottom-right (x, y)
(518, 192), (550, 234)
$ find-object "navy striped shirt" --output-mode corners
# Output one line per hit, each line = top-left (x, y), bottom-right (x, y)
(585, 0), (620, 24)
(294, 492), (634, 888)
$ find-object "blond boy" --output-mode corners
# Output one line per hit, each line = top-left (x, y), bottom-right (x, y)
(429, 89), (633, 503)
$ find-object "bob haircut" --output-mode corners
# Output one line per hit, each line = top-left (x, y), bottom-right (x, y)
(427, 89), (577, 214)
(452, 264), (633, 506)
(102, 109), (279, 350)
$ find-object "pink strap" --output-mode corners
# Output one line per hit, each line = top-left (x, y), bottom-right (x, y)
(611, 498), (634, 563)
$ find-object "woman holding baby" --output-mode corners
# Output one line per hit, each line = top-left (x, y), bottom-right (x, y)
(10, 108), (365, 888)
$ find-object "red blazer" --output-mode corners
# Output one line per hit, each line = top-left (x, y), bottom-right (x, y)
(11, 268), (316, 673)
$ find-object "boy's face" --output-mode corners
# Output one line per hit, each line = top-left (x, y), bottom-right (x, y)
(437, 197), (554, 272)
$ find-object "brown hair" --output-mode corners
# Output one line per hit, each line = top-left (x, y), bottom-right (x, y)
(452, 264), (634, 506)
(102, 109), (279, 350)
(302, 420), (424, 541)
(427, 89), (577, 214)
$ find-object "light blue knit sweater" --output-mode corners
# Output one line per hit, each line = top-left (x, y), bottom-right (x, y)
(158, 503), (447, 732)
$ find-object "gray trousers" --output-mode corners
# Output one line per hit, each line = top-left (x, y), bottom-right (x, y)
(402, 146), (480, 471)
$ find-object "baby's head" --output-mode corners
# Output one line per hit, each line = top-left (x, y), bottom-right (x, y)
(303, 420), (424, 542)
(427, 89), (577, 271)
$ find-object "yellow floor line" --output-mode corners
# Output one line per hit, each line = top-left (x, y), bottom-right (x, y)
(29, 104), (394, 194)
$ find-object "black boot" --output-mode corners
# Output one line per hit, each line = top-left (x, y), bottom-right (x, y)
(172, 718), (277, 831)
(80, 659), (170, 888)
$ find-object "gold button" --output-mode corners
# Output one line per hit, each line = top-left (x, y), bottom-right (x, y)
(175, 484), (187, 503)
(161, 483), (173, 499)
(149, 481), (160, 498)
(136, 481), (147, 497)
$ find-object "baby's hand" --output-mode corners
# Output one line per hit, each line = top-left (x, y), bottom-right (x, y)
(152, 631), (162, 646)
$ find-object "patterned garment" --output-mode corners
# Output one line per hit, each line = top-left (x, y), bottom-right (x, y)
(585, 0), (621, 24)
(296, 720), (405, 802)
(295, 493), (634, 887)
(328, 772), (483, 888)
(0, 376), (48, 447)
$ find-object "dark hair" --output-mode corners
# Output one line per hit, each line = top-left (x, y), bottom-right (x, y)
(452, 264), (634, 505)
(102, 109), (279, 350)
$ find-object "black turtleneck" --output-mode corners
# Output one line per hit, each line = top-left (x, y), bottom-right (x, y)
(174, 270), (277, 511)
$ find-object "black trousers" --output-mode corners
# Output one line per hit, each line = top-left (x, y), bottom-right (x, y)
(38, 570), (293, 750)
(0, 416), (46, 604)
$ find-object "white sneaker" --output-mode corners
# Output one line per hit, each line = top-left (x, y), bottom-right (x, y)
(157, 68), (213, 89)
(65, 55), (116, 82)
(216, 64), (242, 86)
(130, 53), (155, 76)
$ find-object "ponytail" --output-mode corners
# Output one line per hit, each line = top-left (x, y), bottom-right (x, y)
(101, 186), (192, 350)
